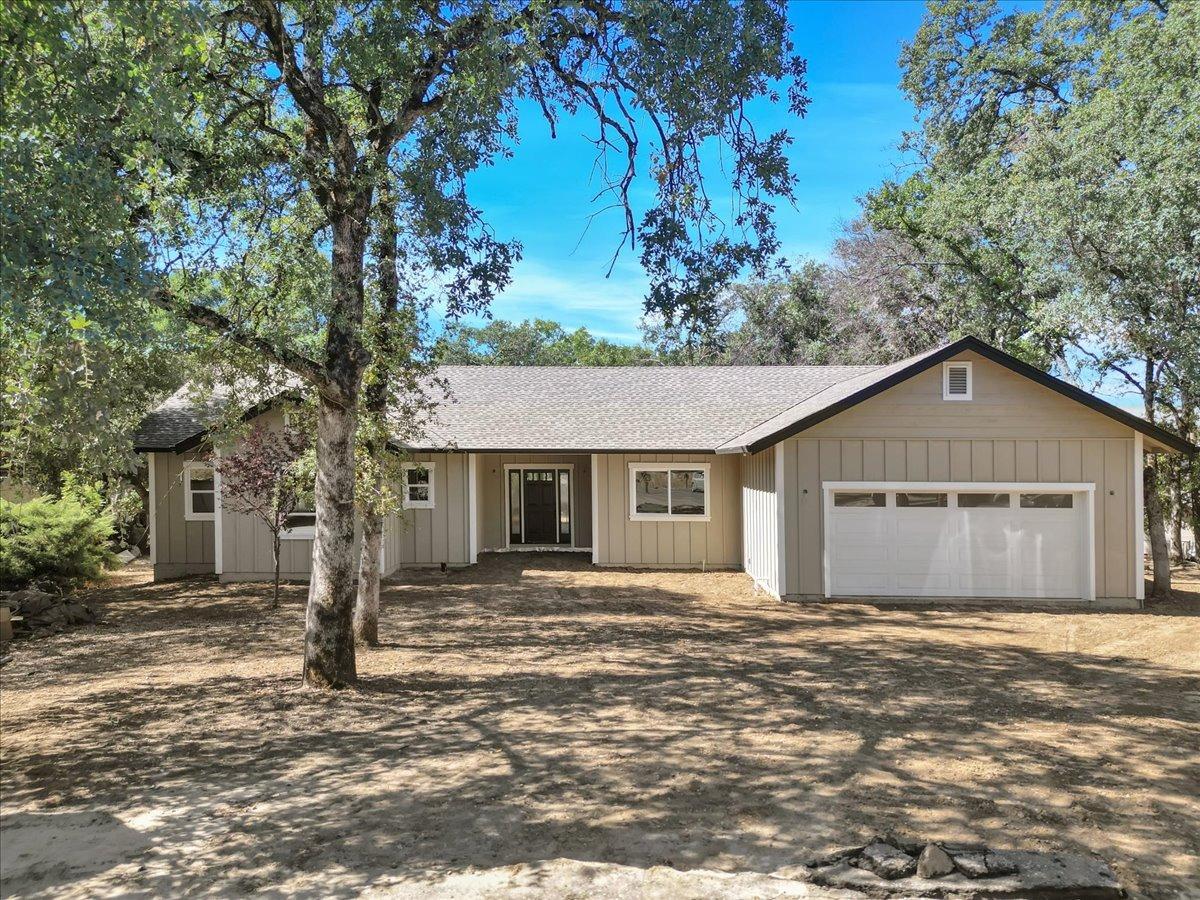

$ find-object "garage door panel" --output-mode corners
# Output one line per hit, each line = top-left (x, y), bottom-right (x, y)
(837, 572), (896, 592)
(827, 486), (1086, 601)
(830, 516), (891, 539)
(897, 572), (952, 591)
(833, 543), (891, 564)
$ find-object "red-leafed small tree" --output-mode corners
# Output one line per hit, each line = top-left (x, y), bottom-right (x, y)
(216, 423), (312, 608)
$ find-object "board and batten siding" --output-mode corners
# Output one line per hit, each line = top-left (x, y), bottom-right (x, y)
(151, 449), (215, 579)
(478, 453), (592, 550)
(593, 453), (741, 568)
(776, 353), (1139, 601)
(220, 506), (317, 581)
(741, 447), (779, 595)
(383, 452), (471, 569)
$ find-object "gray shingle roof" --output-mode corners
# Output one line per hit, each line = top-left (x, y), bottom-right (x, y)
(133, 364), (881, 452)
(132, 385), (227, 452)
(134, 338), (1196, 455)
(416, 365), (878, 451)
(715, 344), (947, 453)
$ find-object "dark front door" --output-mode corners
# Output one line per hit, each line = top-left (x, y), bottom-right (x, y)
(522, 470), (558, 544)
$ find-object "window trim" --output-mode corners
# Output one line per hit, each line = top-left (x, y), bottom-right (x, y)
(401, 461), (436, 510)
(183, 461), (216, 522)
(942, 361), (973, 401)
(628, 462), (711, 522)
(280, 510), (316, 541)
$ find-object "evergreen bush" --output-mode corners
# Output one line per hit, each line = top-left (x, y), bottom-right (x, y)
(0, 481), (117, 588)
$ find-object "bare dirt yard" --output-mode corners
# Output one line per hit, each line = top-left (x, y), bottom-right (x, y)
(2, 554), (1198, 898)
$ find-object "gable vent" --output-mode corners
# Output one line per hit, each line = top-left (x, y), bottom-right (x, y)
(943, 362), (973, 401)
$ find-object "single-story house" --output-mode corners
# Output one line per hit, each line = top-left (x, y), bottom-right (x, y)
(134, 337), (1194, 607)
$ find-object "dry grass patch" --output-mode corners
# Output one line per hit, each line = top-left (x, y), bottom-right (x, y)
(2, 555), (1197, 898)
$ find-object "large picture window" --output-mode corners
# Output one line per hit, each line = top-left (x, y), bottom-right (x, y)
(183, 462), (215, 521)
(629, 464), (710, 521)
(402, 462), (435, 510)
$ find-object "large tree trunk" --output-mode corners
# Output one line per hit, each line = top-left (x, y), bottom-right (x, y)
(1145, 463), (1172, 600)
(354, 510), (382, 645)
(1171, 465), (1184, 562)
(1190, 477), (1199, 566)
(304, 209), (369, 689)
(353, 188), (399, 647)
(305, 395), (360, 686)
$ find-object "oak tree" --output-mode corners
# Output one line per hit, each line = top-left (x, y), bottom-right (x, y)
(6, 0), (808, 685)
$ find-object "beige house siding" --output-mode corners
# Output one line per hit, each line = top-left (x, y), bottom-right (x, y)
(593, 453), (741, 568)
(478, 453), (592, 550)
(220, 508), (315, 582)
(151, 449), (215, 580)
(802, 350), (1131, 441)
(741, 447), (779, 595)
(776, 354), (1138, 601)
(384, 452), (471, 569)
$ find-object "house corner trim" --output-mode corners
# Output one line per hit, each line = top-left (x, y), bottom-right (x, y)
(1133, 432), (1144, 602)
(147, 453), (157, 566)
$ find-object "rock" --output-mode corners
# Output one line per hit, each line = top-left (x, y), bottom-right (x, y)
(61, 601), (95, 624)
(811, 850), (1122, 898)
(952, 851), (990, 878)
(116, 547), (142, 565)
(917, 843), (956, 878)
(856, 842), (917, 880)
(983, 851), (1019, 877)
(9, 589), (55, 616)
(34, 604), (67, 624)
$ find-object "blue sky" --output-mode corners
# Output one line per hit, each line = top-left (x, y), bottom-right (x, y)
(464, 1), (927, 343)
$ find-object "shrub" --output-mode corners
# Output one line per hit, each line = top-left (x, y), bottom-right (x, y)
(0, 489), (117, 589)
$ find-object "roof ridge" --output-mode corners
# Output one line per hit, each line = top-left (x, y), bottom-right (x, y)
(434, 363), (880, 371)
(713, 363), (888, 447)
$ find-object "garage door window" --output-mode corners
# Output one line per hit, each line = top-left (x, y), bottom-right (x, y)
(958, 492), (1010, 508)
(833, 492), (886, 508)
(1020, 493), (1073, 509)
(896, 492), (947, 508)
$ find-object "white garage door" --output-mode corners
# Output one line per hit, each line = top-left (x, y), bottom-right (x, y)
(825, 485), (1091, 600)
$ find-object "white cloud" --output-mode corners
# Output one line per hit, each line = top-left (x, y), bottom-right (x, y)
(481, 257), (650, 342)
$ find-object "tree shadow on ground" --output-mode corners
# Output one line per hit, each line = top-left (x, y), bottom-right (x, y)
(1, 554), (1197, 898)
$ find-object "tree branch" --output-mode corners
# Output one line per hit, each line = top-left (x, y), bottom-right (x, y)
(148, 288), (339, 402)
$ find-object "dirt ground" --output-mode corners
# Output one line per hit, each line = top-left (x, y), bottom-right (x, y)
(1, 555), (1198, 899)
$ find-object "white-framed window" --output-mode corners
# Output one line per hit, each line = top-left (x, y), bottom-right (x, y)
(628, 463), (710, 521)
(183, 461), (216, 521)
(942, 361), (973, 401)
(402, 461), (435, 509)
(280, 508), (316, 540)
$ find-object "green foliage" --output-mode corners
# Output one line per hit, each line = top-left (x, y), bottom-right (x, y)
(0, 1), (195, 488)
(864, 0), (1200, 409)
(439, 319), (657, 366)
(644, 259), (904, 366)
(0, 485), (117, 588)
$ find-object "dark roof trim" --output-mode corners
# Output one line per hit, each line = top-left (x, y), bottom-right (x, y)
(738, 336), (1195, 456)
(135, 392), (301, 455)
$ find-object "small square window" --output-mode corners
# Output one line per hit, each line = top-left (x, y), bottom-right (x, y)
(402, 463), (435, 509)
(183, 462), (216, 521)
(281, 510), (316, 539)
